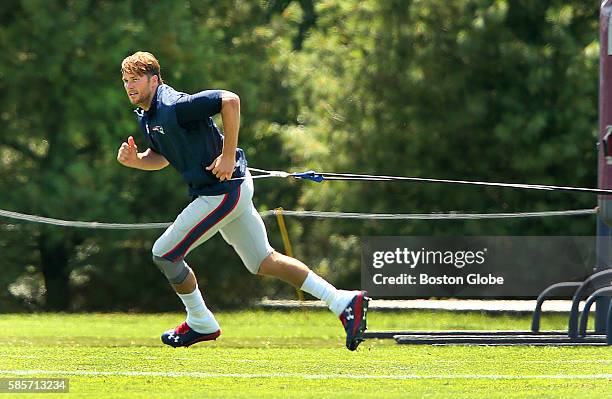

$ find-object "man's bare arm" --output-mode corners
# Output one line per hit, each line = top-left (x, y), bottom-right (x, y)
(117, 136), (169, 170)
(206, 91), (240, 181)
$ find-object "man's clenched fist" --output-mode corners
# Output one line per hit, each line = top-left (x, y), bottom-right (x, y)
(117, 136), (139, 167)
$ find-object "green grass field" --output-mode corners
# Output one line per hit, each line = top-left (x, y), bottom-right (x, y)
(0, 310), (610, 398)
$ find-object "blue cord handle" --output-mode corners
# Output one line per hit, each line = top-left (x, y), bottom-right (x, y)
(291, 170), (324, 183)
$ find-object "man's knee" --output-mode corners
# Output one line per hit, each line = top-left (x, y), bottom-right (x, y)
(257, 250), (278, 276)
(152, 254), (190, 284)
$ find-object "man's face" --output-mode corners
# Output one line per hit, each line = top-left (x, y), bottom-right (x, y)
(122, 72), (157, 109)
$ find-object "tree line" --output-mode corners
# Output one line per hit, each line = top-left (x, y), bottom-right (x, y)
(0, 0), (601, 311)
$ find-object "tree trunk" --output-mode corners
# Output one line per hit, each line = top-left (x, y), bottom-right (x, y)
(39, 232), (71, 311)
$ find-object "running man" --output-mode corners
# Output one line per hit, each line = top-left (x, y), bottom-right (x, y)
(117, 51), (368, 350)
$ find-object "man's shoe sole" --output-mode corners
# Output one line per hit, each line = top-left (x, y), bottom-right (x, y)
(184, 329), (221, 347)
(161, 329), (221, 348)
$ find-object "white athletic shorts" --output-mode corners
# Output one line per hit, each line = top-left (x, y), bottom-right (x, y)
(152, 171), (274, 274)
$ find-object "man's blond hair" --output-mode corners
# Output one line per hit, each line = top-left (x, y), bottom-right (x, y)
(121, 51), (164, 84)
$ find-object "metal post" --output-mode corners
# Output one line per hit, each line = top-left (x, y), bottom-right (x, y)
(596, 0), (612, 333)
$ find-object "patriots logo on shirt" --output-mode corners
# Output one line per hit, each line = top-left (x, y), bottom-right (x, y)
(152, 125), (165, 135)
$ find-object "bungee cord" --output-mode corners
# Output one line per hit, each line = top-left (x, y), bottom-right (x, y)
(245, 168), (612, 196)
(0, 166), (602, 229)
(0, 208), (597, 230)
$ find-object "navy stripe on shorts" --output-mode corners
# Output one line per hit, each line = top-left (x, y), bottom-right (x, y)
(162, 187), (241, 262)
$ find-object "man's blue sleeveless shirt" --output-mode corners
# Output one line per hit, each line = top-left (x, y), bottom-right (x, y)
(134, 84), (247, 196)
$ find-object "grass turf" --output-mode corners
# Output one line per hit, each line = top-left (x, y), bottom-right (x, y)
(0, 310), (610, 398)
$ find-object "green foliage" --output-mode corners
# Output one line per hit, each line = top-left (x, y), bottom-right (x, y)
(0, 0), (300, 310)
(0, 0), (604, 310)
(280, 0), (601, 286)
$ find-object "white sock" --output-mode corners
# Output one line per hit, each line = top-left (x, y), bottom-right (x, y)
(300, 271), (356, 316)
(177, 286), (220, 334)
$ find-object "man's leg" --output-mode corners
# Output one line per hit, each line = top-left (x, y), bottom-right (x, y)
(219, 173), (368, 350)
(257, 251), (308, 287)
(218, 191), (369, 350)
(257, 251), (358, 316)
(152, 187), (245, 347)
(172, 267), (197, 294)
(252, 249), (369, 350)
